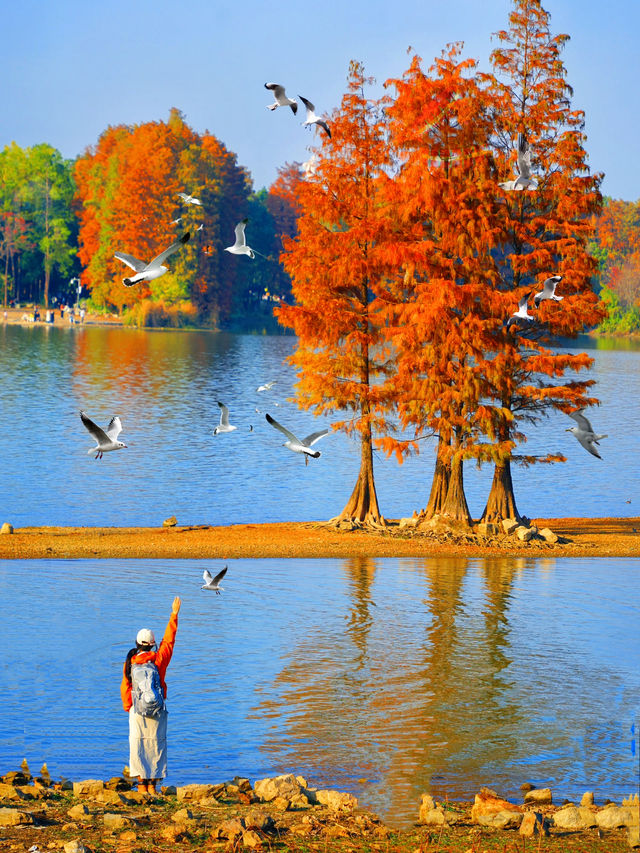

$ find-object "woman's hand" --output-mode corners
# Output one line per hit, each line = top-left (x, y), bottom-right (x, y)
(172, 596), (181, 614)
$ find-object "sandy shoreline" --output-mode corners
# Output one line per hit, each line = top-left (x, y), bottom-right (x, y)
(1, 517), (639, 559)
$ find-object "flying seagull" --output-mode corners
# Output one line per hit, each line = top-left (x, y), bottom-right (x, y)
(201, 566), (227, 593)
(178, 192), (202, 206)
(300, 96), (331, 138)
(80, 411), (127, 459)
(499, 133), (537, 191)
(507, 292), (535, 329)
(213, 401), (237, 435)
(265, 413), (329, 464)
(256, 381), (276, 392)
(534, 275), (563, 308)
(225, 219), (255, 258)
(114, 232), (190, 287)
(566, 409), (608, 459)
(265, 82), (298, 114)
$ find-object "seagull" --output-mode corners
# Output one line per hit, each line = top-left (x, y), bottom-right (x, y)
(566, 409), (607, 459)
(225, 219), (255, 258)
(256, 381), (276, 392)
(499, 133), (537, 191)
(302, 152), (318, 177)
(265, 413), (329, 464)
(114, 232), (190, 287)
(178, 192), (202, 206)
(300, 96), (331, 138)
(507, 292), (535, 329)
(201, 566), (227, 593)
(80, 411), (127, 459)
(213, 401), (237, 435)
(534, 275), (563, 308)
(264, 83), (298, 114)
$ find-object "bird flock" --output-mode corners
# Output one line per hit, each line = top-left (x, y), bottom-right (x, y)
(84, 99), (606, 470)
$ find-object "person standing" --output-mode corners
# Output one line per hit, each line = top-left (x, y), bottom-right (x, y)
(120, 596), (181, 794)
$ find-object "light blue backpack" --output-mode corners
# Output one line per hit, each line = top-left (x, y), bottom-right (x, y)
(131, 660), (165, 718)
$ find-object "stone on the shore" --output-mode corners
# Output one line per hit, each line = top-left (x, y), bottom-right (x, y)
(418, 793), (446, 825)
(0, 522), (13, 535)
(502, 518), (519, 534)
(176, 783), (219, 802)
(516, 525), (534, 541)
(580, 791), (595, 806)
(171, 807), (193, 824)
(0, 782), (28, 800)
(476, 522), (500, 536)
(552, 805), (597, 829)
(0, 806), (33, 825)
(315, 789), (358, 811)
(67, 803), (92, 821)
(538, 527), (558, 543)
(519, 811), (545, 837)
(628, 825), (640, 848)
(103, 811), (136, 829)
(399, 516), (418, 528)
(106, 776), (132, 791)
(244, 810), (275, 832)
(596, 804), (636, 829)
(212, 816), (246, 840)
(94, 789), (128, 805)
(73, 779), (104, 797)
(64, 842), (92, 853)
(2, 771), (30, 786)
(163, 516), (177, 527)
(471, 788), (522, 828)
(254, 773), (303, 803)
(161, 823), (186, 842)
(524, 787), (552, 805)
(242, 829), (263, 848)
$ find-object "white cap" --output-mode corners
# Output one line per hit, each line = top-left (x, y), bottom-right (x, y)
(136, 628), (156, 646)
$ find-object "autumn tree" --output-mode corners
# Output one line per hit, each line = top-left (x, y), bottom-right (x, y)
(276, 62), (396, 528)
(382, 46), (508, 526)
(478, 0), (606, 522)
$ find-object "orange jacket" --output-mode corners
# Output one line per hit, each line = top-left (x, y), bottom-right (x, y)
(121, 609), (178, 712)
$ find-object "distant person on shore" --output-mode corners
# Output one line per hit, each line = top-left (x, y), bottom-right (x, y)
(120, 597), (181, 794)
(80, 307), (86, 323)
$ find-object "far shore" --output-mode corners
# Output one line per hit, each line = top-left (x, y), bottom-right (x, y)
(0, 518), (638, 560)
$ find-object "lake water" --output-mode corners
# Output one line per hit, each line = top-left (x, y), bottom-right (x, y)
(0, 323), (639, 526)
(0, 556), (638, 828)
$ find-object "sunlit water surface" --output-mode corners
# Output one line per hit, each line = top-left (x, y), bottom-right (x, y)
(1, 556), (638, 827)
(0, 324), (639, 525)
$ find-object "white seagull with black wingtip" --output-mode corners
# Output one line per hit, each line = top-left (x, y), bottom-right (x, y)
(507, 292), (535, 330)
(499, 133), (537, 191)
(534, 275), (563, 308)
(177, 192), (202, 206)
(80, 411), (127, 459)
(566, 409), (608, 459)
(114, 232), (190, 287)
(266, 413), (329, 465)
(201, 566), (227, 593)
(299, 96), (331, 138)
(213, 401), (237, 435)
(265, 83), (298, 114)
(224, 219), (255, 259)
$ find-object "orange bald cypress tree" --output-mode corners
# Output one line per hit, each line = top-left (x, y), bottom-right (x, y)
(276, 62), (396, 528)
(477, 0), (606, 522)
(382, 46), (507, 525)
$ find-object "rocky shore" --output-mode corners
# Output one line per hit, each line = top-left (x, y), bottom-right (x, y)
(1, 762), (638, 852)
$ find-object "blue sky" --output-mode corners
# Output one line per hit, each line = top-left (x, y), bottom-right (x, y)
(4, 0), (639, 200)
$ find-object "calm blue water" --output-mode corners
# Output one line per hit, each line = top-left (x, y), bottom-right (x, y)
(0, 324), (638, 526)
(0, 556), (638, 827)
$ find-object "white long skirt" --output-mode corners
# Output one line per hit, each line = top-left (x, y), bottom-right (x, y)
(128, 707), (168, 780)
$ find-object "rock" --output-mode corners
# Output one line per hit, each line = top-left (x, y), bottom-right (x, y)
(524, 787), (552, 805)
(67, 804), (92, 821)
(628, 825), (640, 848)
(103, 812), (136, 829)
(315, 789), (358, 811)
(254, 773), (303, 802)
(2, 771), (30, 786)
(471, 787), (523, 823)
(232, 776), (253, 792)
(176, 783), (219, 801)
(161, 824), (186, 842)
(212, 817), (246, 840)
(0, 782), (27, 800)
(73, 780), (104, 797)
(0, 806), (33, 825)
(244, 810), (275, 832)
(418, 793), (446, 825)
(580, 791), (595, 806)
(171, 807), (194, 824)
(242, 829), (263, 848)
(105, 776), (132, 791)
(538, 527), (558, 543)
(502, 518), (520, 535)
(163, 515), (177, 527)
(290, 792), (311, 809)
(552, 806), (597, 829)
(476, 809), (523, 829)
(94, 789), (127, 805)
(596, 805), (636, 829)
(64, 843), (92, 853)
(161, 784), (177, 796)
(519, 811), (546, 836)
(272, 795), (291, 811)
(476, 522), (500, 536)
(0, 522), (13, 535)
(399, 517), (418, 528)
(516, 525), (534, 541)
(118, 830), (137, 844)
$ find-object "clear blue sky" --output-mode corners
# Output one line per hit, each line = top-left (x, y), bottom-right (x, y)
(4, 0), (639, 200)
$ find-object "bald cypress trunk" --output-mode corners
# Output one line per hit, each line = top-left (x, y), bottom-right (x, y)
(337, 428), (383, 527)
(481, 460), (521, 523)
(440, 455), (472, 526)
(423, 436), (451, 519)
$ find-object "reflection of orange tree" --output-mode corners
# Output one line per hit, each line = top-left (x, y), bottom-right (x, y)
(249, 557), (524, 826)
